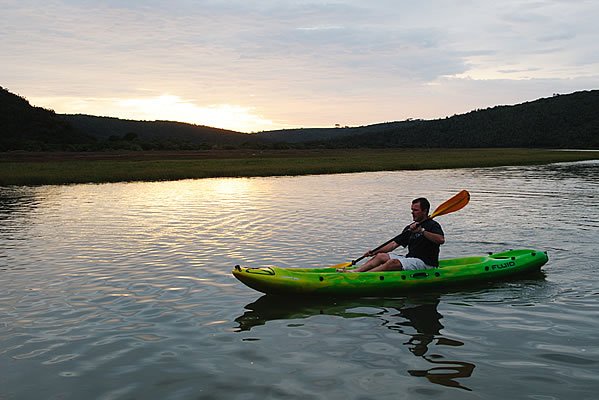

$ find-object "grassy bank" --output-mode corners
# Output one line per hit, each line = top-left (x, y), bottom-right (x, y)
(1, 148), (598, 186)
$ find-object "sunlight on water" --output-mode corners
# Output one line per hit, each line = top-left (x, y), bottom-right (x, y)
(1, 161), (598, 399)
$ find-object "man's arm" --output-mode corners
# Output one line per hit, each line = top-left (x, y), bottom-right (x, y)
(364, 240), (400, 257)
(410, 222), (445, 244)
(421, 229), (445, 244)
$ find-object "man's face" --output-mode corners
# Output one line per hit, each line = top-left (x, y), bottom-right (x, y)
(411, 202), (427, 222)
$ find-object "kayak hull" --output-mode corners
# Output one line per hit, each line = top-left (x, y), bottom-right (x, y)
(232, 249), (549, 296)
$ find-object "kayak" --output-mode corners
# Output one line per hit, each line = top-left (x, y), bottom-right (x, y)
(232, 249), (548, 296)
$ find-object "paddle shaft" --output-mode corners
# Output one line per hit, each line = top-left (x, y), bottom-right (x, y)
(350, 221), (424, 265)
(351, 237), (396, 265)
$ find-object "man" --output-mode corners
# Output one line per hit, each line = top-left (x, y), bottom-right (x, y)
(352, 197), (445, 272)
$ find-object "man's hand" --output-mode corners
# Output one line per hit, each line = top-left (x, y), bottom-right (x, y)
(408, 222), (421, 232)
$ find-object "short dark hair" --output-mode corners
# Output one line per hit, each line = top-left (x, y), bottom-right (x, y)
(412, 197), (430, 213)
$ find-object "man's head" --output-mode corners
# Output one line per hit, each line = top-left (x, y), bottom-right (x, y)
(411, 197), (430, 222)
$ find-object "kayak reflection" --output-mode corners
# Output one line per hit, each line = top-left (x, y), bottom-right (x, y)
(235, 295), (475, 391)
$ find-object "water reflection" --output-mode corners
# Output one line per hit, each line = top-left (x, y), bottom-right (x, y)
(235, 295), (475, 391)
(468, 160), (599, 183)
(0, 186), (40, 220)
(0, 187), (42, 271)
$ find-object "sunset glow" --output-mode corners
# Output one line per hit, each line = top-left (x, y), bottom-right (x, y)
(3, 1), (599, 132)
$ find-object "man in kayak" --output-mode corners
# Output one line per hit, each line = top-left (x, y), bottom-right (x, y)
(351, 197), (445, 272)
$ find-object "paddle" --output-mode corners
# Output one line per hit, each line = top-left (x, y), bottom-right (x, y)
(338, 190), (470, 269)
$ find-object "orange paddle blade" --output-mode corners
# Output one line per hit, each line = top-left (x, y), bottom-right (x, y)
(429, 190), (470, 219)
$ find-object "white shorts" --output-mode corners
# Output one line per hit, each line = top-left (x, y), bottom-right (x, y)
(388, 254), (431, 270)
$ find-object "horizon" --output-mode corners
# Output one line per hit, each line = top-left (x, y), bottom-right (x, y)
(3, 1), (599, 133)
(5, 85), (595, 134)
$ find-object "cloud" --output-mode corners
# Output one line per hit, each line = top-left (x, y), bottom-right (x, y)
(2, 0), (599, 131)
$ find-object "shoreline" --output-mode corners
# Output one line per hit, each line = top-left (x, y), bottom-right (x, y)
(1, 148), (598, 186)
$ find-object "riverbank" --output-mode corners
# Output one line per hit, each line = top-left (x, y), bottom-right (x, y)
(1, 148), (598, 185)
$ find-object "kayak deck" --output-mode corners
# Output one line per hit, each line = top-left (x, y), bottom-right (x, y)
(232, 249), (549, 296)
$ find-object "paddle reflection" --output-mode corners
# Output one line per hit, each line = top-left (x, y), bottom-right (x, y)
(235, 295), (475, 391)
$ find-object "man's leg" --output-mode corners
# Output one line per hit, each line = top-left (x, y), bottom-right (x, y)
(369, 258), (404, 272)
(353, 253), (391, 272)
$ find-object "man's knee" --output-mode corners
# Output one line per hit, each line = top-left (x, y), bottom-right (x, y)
(375, 258), (403, 271)
(388, 259), (403, 270)
(375, 253), (390, 263)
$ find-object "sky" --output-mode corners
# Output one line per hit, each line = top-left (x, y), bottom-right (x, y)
(2, 0), (599, 133)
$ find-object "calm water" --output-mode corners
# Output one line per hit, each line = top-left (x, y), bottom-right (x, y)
(1, 161), (598, 399)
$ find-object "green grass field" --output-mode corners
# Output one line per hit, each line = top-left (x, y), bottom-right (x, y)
(1, 148), (597, 185)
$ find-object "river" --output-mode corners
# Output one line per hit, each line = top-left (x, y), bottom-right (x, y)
(1, 161), (598, 399)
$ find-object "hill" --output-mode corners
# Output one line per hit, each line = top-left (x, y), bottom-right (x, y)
(255, 90), (599, 148)
(0, 86), (95, 151)
(0, 87), (260, 151)
(63, 114), (260, 148)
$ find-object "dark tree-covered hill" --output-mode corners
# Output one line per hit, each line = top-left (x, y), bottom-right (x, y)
(63, 114), (260, 147)
(0, 86), (95, 151)
(256, 90), (599, 148)
(0, 86), (261, 151)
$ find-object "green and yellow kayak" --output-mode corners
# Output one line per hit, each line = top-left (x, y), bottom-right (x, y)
(232, 249), (549, 296)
